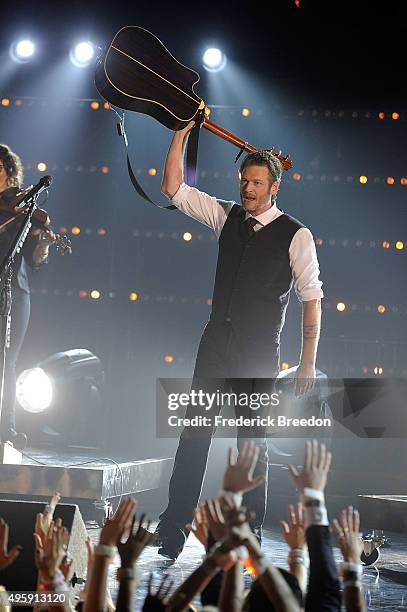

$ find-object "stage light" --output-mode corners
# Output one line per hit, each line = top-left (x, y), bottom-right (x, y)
(59, 226), (68, 234)
(101, 166), (109, 174)
(395, 241), (404, 250)
(401, 178), (407, 185)
(15, 99), (22, 107)
(71, 226), (81, 235)
(202, 48), (227, 72)
(377, 305), (386, 313)
(204, 107), (212, 117)
(1, 99), (10, 107)
(148, 168), (157, 176)
(183, 232), (192, 241)
(79, 290), (88, 297)
(373, 367), (383, 375)
(242, 107), (251, 117)
(386, 177), (395, 185)
(359, 176), (368, 184)
(70, 41), (95, 68)
(378, 112), (385, 120)
(164, 355), (174, 363)
(37, 162), (48, 172)
(16, 368), (53, 414)
(206, 298), (212, 306)
(336, 302), (346, 312)
(17, 349), (104, 447)
(90, 290), (101, 300)
(316, 238), (324, 246)
(103, 102), (110, 110)
(293, 173), (302, 181)
(97, 228), (106, 236)
(10, 39), (35, 63)
(282, 362), (289, 370)
(382, 241), (390, 249)
(129, 292), (139, 302)
(90, 101), (100, 110)
(392, 112), (400, 120)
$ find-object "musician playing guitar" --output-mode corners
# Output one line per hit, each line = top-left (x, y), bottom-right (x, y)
(0, 144), (56, 450)
(155, 122), (324, 559)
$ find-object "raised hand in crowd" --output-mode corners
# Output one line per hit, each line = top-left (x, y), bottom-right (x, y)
(34, 492), (61, 548)
(288, 439), (331, 494)
(116, 513), (155, 611)
(185, 504), (208, 550)
(333, 506), (366, 612)
(84, 497), (136, 612)
(142, 572), (173, 611)
(280, 503), (307, 594)
(0, 518), (21, 571)
(222, 440), (265, 495)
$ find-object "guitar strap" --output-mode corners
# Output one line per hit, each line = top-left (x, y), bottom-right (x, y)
(116, 111), (202, 211)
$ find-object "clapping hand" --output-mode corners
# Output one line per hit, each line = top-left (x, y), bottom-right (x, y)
(332, 506), (363, 564)
(0, 518), (21, 570)
(223, 440), (265, 494)
(117, 513), (155, 567)
(280, 503), (305, 550)
(288, 440), (331, 493)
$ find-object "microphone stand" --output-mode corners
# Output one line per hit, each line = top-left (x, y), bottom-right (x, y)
(0, 179), (51, 447)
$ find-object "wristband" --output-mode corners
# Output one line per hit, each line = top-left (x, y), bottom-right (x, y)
(302, 487), (325, 502)
(117, 567), (136, 581)
(94, 544), (116, 558)
(341, 561), (363, 576)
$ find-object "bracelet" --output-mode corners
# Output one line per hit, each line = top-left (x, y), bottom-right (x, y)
(94, 544), (117, 558)
(117, 567), (136, 581)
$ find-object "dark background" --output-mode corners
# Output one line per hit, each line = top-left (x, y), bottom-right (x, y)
(0, 1), (406, 490)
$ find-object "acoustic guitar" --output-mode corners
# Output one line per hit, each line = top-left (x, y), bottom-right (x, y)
(95, 26), (293, 170)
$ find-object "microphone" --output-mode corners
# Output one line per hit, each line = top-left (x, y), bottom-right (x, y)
(21, 175), (53, 204)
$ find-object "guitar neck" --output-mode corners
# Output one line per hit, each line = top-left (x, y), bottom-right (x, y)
(201, 117), (293, 170)
(202, 118), (257, 153)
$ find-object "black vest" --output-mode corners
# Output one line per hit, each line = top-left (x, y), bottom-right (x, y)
(210, 204), (304, 349)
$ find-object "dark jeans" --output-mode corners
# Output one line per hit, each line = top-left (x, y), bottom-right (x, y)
(0, 289), (30, 437)
(159, 321), (279, 531)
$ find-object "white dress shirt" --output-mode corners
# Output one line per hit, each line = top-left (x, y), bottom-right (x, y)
(171, 182), (323, 302)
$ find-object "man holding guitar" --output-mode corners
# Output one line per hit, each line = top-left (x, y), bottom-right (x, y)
(155, 122), (324, 559)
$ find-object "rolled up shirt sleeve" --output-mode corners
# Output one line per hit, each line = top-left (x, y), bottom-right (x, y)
(289, 227), (324, 302)
(170, 182), (233, 237)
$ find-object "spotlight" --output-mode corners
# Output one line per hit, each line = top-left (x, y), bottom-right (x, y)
(17, 349), (104, 447)
(10, 39), (35, 63)
(336, 302), (346, 312)
(202, 48), (227, 72)
(70, 41), (95, 68)
(16, 368), (53, 414)
(183, 232), (192, 242)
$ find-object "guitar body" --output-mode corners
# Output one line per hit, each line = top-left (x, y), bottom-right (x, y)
(95, 26), (203, 130)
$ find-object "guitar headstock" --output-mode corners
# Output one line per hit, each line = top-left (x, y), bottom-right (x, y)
(267, 147), (293, 171)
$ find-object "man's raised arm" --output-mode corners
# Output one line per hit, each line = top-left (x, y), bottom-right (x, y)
(161, 121), (195, 198)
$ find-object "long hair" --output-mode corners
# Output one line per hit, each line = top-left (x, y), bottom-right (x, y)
(0, 144), (24, 188)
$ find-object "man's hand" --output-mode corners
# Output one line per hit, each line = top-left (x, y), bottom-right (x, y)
(280, 503), (305, 550)
(203, 499), (226, 543)
(117, 513), (155, 568)
(288, 440), (331, 493)
(0, 518), (21, 570)
(294, 363), (316, 397)
(143, 572), (173, 611)
(332, 506), (363, 564)
(35, 492), (61, 547)
(99, 497), (137, 546)
(223, 440), (265, 494)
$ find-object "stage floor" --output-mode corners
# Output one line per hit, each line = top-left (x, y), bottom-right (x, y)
(86, 522), (407, 610)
